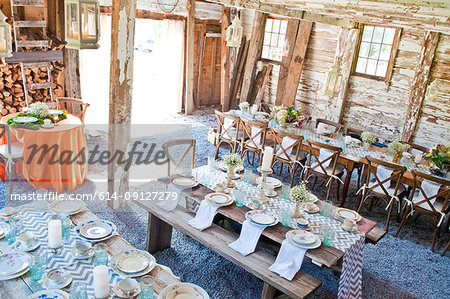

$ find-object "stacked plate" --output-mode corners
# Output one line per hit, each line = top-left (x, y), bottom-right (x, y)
(158, 282), (210, 299)
(0, 207), (19, 217)
(0, 252), (29, 281)
(75, 220), (117, 242)
(245, 210), (278, 226)
(110, 250), (156, 278)
(49, 200), (86, 215)
(335, 208), (362, 222)
(256, 177), (282, 188)
(12, 116), (38, 123)
(205, 193), (234, 207)
(286, 230), (321, 249)
(171, 176), (199, 188)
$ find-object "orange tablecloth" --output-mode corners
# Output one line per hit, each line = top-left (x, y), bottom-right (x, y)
(1, 113), (87, 192)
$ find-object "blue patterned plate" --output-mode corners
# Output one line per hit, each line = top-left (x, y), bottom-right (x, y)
(26, 290), (69, 299)
(75, 220), (117, 242)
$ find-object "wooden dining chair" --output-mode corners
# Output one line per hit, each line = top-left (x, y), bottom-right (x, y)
(56, 97), (90, 123)
(304, 140), (344, 201)
(271, 128), (306, 186)
(407, 142), (427, 155)
(214, 110), (242, 159)
(357, 156), (407, 232)
(162, 139), (196, 176)
(240, 118), (271, 166)
(259, 102), (272, 113)
(0, 124), (24, 198)
(345, 127), (363, 139)
(394, 170), (450, 251)
(315, 118), (344, 134)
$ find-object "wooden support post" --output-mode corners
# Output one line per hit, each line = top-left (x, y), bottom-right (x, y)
(208, 37), (218, 105)
(220, 6), (231, 111)
(275, 19), (300, 106)
(194, 24), (206, 109)
(240, 11), (266, 103)
(107, 0), (137, 208)
(280, 20), (312, 107)
(401, 31), (439, 142)
(47, 0), (64, 39)
(261, 282), (277, 299)
(63, 49), (81, 98)
(146, 213), (173, 253)
(185, 0), (195, 114)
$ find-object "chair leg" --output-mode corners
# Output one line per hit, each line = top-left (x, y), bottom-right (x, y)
(394, 208), (411, 237)
(251, 152), (255, 165)
(431, 223), (440, 252)
(357, 166), (362, 190)
(312, 176), (318, 190)
(290, 163), (298, 186)
(442, 240), (450, 256)
(279, 163), (283, 175)
(325, 179), (332, 201)
(385, 198), (394, 232)
(214, 141), (221, 159)
(336, 182), (341, 204)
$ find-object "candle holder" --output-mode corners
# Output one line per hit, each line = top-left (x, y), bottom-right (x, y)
(49, 245), (63, 255)
(257, 167), (273, 202)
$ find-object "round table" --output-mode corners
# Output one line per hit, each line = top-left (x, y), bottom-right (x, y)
(0, 113), (87, 192)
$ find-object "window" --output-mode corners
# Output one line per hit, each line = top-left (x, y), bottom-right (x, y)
(354, 25), (399, 79)
(261, 18), (288, 62)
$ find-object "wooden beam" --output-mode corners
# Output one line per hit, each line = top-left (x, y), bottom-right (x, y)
(401, 31), (439, 142)
(240, 11), (265, 103)
(220, 6), (231, 111)
(229, 37), (248, 106)
(275, 18), (300, 106)
(4, 51), (63, 63)
(100, 6), (186, 21)
(63, 49), (81, 98)
(208, 37), (218, 105)
(252, 63), (273, 106)
(280, 20), (312, 107)
(107, 0), (137, 208)
(185, 0), (195, 114)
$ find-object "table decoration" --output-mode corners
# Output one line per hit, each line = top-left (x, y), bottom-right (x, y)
(246, 210), (278, 226)
(93, 265), (110, 298)
(110, 250), (156, 278)
(48, 219), (63, 253)
(261, 146), (274, 172)
(424, 143), (449, 177)
(290, 181), (311, 218)
(6, 102), (67, 130)
(257, 166), (272, 202)
(388, 141), (410, 164)
(361, 131), (376, 150)
(170, 176), (199, 188)
(336, 208), (362, 222)
(286, 230), (321, 250)
(222, 153), (243, 188)
(270, 105), (305, 129)
(26, 290), (69, 299)
(239, 101), (250, 113)
(158, 282), (209, 299)
(17, 232), (40, 252)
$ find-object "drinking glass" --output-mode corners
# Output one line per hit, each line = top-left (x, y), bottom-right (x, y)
(208, 155), (215, 171)
(234, 190), (245, 207)
(321, 200), (333, 218)
(4, 220), (16, 245)
(281, 208), (293, 227)
(140, 275), (155, 299)
(323, 224), (335, 246)
(94, 243), (108, 266)
(70, 282), (87, 299)
(280, 184), (291, 200)
(243, 169), (252, 184)
(29, 254), (44, 281)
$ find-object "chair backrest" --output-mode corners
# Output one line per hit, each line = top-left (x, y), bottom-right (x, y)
(305, 140), (342, 176)
(56, 97), (90, 123)
(365, 156), (407, 198)
(215, 110), (240, 140)
(162, 139), (196, 175)
(241, 118), (268, 149)
(410, 170), (450, 213)
(407, 142), (427, 155)
(260, 102), (272, 113)
(272, 128), (304, 164)
(315, 118), (343, 133)
(345, 127), (363, 138)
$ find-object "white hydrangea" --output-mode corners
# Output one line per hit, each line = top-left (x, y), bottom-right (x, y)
(290, 181), (310, 202)
(222, 153), (243, 167)
(29, 102), (49, 118)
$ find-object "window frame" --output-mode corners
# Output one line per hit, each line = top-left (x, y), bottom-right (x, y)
(352, 24), (402, 82)
(260, 16), (289, 63)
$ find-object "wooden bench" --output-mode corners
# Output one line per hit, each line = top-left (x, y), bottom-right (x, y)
(136, 201), (322, 299)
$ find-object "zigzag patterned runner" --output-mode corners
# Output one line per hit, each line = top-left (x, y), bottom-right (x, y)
(338, 236), (365, 299)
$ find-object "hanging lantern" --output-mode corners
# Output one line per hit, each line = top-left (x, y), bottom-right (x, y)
(425, 79), (439, 101)
(65, 0), (100, 49)
(324, 60), (343, 97)
(0, 9), (12, 57)
(226, 16), (243, 48)
(282, 39), (290, 57)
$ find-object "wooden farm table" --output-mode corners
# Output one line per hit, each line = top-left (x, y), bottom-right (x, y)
(0, 202), (179, 298)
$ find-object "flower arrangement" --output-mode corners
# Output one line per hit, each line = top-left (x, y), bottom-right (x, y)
(239, 102), (250, 111)
(388, 141), (411, 154)
(424, 144), (449, 174)
(222, 153), (243, 167)
(290, 181), (310, 203)
(270, 105), (305, 126)
(29, 102), (49, 118)
(361, 132), (376, 144)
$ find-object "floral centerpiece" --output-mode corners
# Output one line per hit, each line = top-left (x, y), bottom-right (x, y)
(388, 141), (411, 164)
(424, 144), (450, 177)
(222, 153), (243, 188)
(361, 131), (376, 150)
(239, 101), (250, 113)
(290, 181), (310, 218)
(7, 102), (67, 130)
(270, 105), (305, 129)
(29, 102), (50, 118)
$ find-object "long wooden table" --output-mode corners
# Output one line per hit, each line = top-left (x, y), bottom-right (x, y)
(0, 202), (180, 297)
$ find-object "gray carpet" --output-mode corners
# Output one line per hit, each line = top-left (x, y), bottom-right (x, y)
(1, 110), (449, 299)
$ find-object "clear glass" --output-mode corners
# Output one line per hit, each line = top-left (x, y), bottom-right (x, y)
(94, 243), (108, 266)
(70, 282), (87, 299)
(208, 155), (215, 171)
(281, 208), (292, 227)
(280, 184), (291, 200)
(323, 224), (335, 246)
(243, 169), (252, 184)
(4, 220), (16, 245)
(29, 255), (44, 281)
(234, 190), (245, 207)
(140, 275), (155, 299)
(321, 200), (333, 218)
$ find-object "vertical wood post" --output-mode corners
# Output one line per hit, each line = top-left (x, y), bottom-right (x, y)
(401, 31), (439, 142)
(107, 0), (137, 208)
(185, 0), (195, 114)
(220, 6), (231, 111)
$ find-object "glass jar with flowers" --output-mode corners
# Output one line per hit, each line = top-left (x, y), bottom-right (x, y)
(361, 132), (376, 151)
(424, 144), (449, 177)
(239, 101), (250, 114)
(388, 141), (411, 164)
(222, 153), (243, 188)
(290, 181), (310, 218)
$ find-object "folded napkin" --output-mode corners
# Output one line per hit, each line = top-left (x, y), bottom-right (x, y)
(157, 183), (182, 211)
(250, 126), (263, 146)
(188, 200), (219, 231)
(276, 136), (297, 160)
(318, 148), (335, 168)
(223, 118), (234, 139)
(269, 239), (307, 281)
(414, 179), (442, 205)
(229, 220), (266, 256)
(375, 165), (393, 190)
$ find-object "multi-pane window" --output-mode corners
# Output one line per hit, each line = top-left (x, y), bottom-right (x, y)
(355, 25), (397, 78)
(261, 18), (288, 62)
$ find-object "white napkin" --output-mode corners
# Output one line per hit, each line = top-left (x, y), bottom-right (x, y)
(269, 239), (307, 281)
(317, 148), (335, 168)
(157, 183), (182, 211)
(414, 179), (442, 205)
(276, 136), (297, 160)
(229, 220), (266, 256)
(223, 118), (234, 139)
(376, 165), (393, 190)
(188, 200), (219, 231)
(250, 126), (263, 146)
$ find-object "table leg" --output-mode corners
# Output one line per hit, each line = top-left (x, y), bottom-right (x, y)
(146, 212), (173, 254)
(261, 283), (277, 299)
(340, 161), (355, 207)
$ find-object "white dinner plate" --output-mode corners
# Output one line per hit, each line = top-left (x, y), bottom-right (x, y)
(0, 266), (29, 281)
(290, 230), (316, 245)
(336, 208), (361, 222)
(110, 250), (156, 278)
(286, 231), (321, 249)
(49, 200), (85, 215)
(158, 282), (210, 299)
(256, 177), (282, 188)
(49, 110), (64, 115)
(171, 177), (199, 188)
(245, 210), (278, 226)
(116, 251), (150, 273)
(12, 116), (38, 123)
(26, 290), (69, 299)
(0, 252), (29, 276)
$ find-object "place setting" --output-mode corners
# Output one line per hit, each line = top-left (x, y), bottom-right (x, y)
(75, 219), (118, 242)
(41, 268), (73, 290)
(110, 249), (157, 278)
(189, 193), (234, 230)
(0, 252), (30, 281)
(49, 200), (86, 215)
(158, 282), (210, 299)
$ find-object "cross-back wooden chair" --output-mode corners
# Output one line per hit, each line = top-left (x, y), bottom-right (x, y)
(56, 97), (90, 123)
(214, 110), (242, 159)
(0, 124), (24, 199)
(304, 140), (343, 201)
(240, 118), (271, 166)
(394, 170), (450, 251)
(357, 156), (407, 232)
(315, 118), (344, 134)
(259, 102), (272, 113)
(271, 128), (306, 186)
(162, 139), (196, 175)
(407, 142), (427, 155)
(345, 127), (363, 139)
